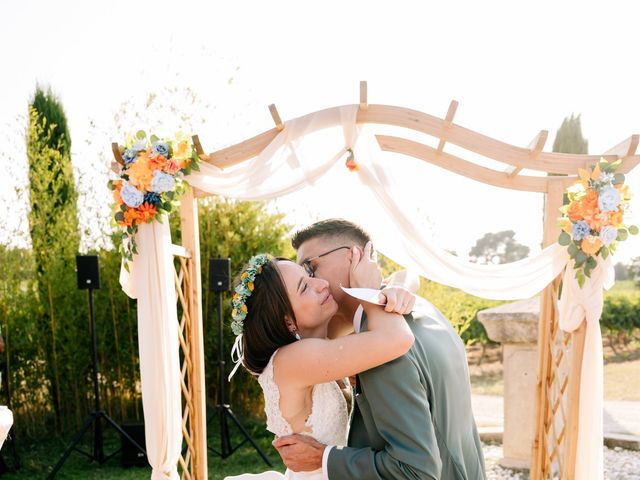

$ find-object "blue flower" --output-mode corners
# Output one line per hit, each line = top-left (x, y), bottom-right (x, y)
(572, 220), (590, 241)
(121, 182), (144, 208)
(143, 191), (162, 206)
(150, 170), (175, 193)
(151, 141), (169, 158)
(598, 186), (621, 212)
(122, 149), (139, 166)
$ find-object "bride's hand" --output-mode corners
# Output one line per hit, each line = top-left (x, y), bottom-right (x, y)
(349, 241), (382, 289)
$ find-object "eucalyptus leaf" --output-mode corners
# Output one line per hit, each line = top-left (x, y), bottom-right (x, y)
(617, 229), (628, 241)
(567, 243), (579, 257)
(613, 173), (625, 184)
(136, 130), (146, 140)
(558, 232), (571, 246)
(629, 225), (639, 235)
(601, 246), (609, 259)
(586, 256), (597, 268)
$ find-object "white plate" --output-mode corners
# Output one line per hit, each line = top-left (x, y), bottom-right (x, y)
(340, 286), (385, 305)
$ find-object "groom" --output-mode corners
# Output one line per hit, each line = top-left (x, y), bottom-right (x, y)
(273, 219), (486, 479)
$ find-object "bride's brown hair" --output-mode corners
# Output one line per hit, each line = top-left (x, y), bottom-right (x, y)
(235, 257), (298, 374)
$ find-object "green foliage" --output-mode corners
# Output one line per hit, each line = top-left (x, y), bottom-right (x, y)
(26, 87), (86, 432)
(552, 114), (588, 155)
(628, 257), (640, 287)
(468, 230), (530, 265)
(601, 293), (640, 349)
(417, 280), (503, 345)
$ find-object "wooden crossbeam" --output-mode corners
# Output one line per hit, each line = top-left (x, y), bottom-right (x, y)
(436, 100), (458, 153)
(199, 104), (640, 176)
(360, 81), (368, 110)
(375, 134), (577, 193)
(269, 104), (284, 131)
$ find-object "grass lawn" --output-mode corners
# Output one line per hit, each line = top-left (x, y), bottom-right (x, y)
(1, 417), (284, 479)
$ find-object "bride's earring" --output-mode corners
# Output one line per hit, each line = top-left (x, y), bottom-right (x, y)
(294, 331), (301, 340)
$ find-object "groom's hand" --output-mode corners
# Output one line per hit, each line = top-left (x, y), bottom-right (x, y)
(272, 434), (325, 472)
(379, 286), (416, 315)
(349, 241), (383, 289)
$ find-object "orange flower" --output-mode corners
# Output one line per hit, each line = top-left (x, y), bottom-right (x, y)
(581, 235), (603, 255)
(609, 209), (624, 227)
(137, 202), (157, 223)
(582, 190), (598, 210)
(118, 207), (141, 228)
(127, 153), (154, 191)
(165, 159), (183, 175)
(148, 154), (168, 171)
(583, 207), (608, 232)
(567, 201), (583, 221)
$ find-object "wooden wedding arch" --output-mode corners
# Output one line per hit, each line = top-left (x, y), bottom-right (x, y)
(116, 82), (639, 479)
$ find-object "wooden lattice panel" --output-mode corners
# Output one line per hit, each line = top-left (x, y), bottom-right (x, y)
(174, 254), (197, 480)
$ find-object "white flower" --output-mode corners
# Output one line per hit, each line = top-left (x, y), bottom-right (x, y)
(121, 182), (144, 207)
(598, 185), (621, 212)
(150, 170), (175, 193)
(599, 226), (618, 246)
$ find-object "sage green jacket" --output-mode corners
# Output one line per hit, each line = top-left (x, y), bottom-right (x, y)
(327, 297), (486, 479)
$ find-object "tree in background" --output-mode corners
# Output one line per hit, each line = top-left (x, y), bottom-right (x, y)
(26, 87), (85, 431)
(468, 230), (530, 264)
(629, 257), (640, 287)
(614, 262), (629, 281)
(552, 114), (588, 154)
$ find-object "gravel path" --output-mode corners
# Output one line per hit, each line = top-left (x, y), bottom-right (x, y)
(483, 443), (640, 479)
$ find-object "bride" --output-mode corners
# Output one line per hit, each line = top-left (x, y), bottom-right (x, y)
(224, 247), (414, 480)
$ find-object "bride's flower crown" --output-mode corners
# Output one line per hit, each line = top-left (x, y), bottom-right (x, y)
(231, 254), (273, 335)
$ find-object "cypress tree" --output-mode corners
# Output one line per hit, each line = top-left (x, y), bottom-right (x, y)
(26, 86), (83, 430)
(552, 114), (588, 154)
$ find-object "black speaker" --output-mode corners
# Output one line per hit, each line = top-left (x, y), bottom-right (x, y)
(209, 258), (231, 292)
(120, 423), (147, 467)
(76, 255), (100, 290)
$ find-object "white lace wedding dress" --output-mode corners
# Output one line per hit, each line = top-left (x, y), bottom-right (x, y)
(225, 351), (350, 480)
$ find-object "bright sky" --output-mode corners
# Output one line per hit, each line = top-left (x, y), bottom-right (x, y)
(1, 0), (639, 262)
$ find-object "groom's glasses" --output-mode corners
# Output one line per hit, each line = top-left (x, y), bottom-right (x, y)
(302, 246), (351, 278)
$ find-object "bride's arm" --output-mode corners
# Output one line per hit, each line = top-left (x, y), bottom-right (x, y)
(276, 244), (414, 388)
(276, 305), (414, 388)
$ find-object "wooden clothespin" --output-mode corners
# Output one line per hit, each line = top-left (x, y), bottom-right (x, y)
(360, 81), (368, 110)
(269, 104), (284, 131)
(437, 100), (458, 153)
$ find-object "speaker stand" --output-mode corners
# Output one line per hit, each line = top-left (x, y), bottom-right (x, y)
(208, 291), (272, 466)
(47, 289), (146, 478)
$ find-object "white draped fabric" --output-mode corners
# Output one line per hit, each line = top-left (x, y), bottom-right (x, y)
(120, 104), (611, 478)
(120, 221), (182, 480)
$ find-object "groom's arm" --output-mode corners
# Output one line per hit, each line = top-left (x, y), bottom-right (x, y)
(328, 351), (442, 480)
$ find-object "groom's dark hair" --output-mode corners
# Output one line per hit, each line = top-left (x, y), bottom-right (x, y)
(235, 257), (298, 374)
(291, 219), (371, 249)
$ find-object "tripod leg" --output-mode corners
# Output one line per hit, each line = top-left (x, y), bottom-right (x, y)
(100, 413), (147, 456)
(47, 414), (96, 479)
(225, 408), (273, 467)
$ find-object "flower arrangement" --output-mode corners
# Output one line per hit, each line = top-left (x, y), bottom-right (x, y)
(109, 131), (200, 266)
(558, 157), (637, 287)
(230, 254), (272, 335)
